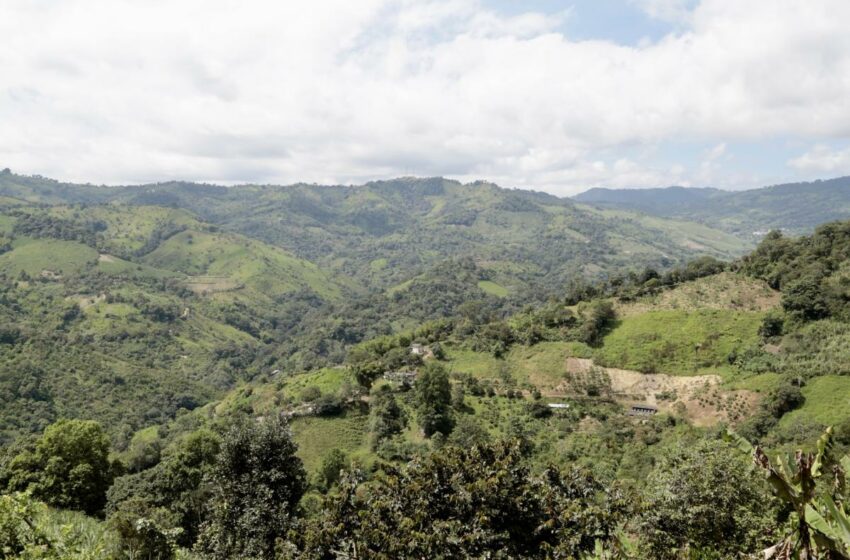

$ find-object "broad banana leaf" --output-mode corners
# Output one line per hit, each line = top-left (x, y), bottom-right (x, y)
(821, 494), (850, 548)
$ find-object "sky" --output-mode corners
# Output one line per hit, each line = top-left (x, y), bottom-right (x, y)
(1, 0), (850, 196)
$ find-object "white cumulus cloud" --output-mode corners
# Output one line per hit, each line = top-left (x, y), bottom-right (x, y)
(1, 0), (849, 194)
(789, 145), (850, 174)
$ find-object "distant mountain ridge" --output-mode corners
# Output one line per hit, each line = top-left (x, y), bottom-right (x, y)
(574, 186), (724, 214)
(574, 176), (850, 236)
(0, 171), (750, 292)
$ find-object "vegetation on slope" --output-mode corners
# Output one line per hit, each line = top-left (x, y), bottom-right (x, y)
(2, 171), (850, 557)
(575, 175), (850, 237)
(0, 172), (750, 293)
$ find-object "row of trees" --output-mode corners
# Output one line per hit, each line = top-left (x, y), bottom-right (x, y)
(8, 414), (850, 559)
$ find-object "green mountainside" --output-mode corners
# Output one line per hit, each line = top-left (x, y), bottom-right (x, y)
(0, 203), (356, 444)
(2, 169), (850, 558)
(0, 172), (750, 291)
(574, 175), (850, 237)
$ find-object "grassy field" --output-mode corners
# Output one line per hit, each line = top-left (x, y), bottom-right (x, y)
(291, 411), (371, 472)
(282, 367), (353, 395)
(95, 254), (181, 279)
(506, 342), (574, 388)
(444, 341), (595, 391)
(582, 207), (753, 257)
(0, 238), (98, 276)
(142, 229), (343, 300)
(477, 280), (509, 297)
(444, 346), (503, 378)
(594, 309), (764, 376)
(726, 372), (784, 393)
(778, 376), (850, 429)
(617, 272), (780, 317)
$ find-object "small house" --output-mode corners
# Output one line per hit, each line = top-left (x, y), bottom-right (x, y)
(629, 405), (658, 416)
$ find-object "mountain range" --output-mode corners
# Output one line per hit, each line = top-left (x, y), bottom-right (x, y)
(573, 175), (850, 236)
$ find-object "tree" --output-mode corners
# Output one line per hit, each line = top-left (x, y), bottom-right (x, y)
(108, 497), (181, 560)
(451, 383), (466, 410)
(578, 300), (616, 345)
(368, 386), (406, 449)
(107, 428), (221, 547)
(447, 415), (491, 448)
(0, 492), (48, 557)
(639, 438), (776, 559)
(759, 310), (785, 339)
(298, 441), (630, 559)
(414, 362), (454, 437)
(739, 381), (805, 441)
(4, 419), (117, 515)
(317, 449), (346, 490)
(783, 270), (830, 321)
(763, 384), (805, 418)
(196, 415), (306, 559)
(350, 361), (384, 388)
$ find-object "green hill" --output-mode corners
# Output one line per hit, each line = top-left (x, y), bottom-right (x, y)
(0, 172), (750, 294)
(1, 199), (849, 559)
(574, 176), (850, 237)
(0, 203), (354, 444)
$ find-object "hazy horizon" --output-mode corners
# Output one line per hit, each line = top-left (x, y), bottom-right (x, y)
(4, 167), (848, 198)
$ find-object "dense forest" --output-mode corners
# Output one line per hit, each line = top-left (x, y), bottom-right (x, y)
(1, 172), (850, 558)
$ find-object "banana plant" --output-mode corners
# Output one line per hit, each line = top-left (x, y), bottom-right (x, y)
(804, 454), (850, 558)
(580, 529), (638, 560)
(728, 427), (850, 559)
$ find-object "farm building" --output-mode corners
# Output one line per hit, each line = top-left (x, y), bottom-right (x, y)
(628, 405), (658, 416)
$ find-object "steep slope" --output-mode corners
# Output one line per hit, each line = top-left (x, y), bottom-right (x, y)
(151, 267), (781, 482)
(0, 204), (352, 444)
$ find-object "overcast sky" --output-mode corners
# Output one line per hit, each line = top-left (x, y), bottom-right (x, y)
(2, 0), (850, 195)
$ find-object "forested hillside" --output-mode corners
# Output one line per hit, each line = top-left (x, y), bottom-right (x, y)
(2, 170), (850, 558)
(575, 176), (850, 237)
(0, 171), (755, 443)
(0, 171), (749, 290)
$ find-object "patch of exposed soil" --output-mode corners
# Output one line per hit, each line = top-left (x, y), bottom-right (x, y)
(556, 357), (759, 426)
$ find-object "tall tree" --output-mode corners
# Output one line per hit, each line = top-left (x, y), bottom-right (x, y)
(299, 441), (630, 559)
(414, 362), (453, 437)
(3, 419), (116, 515)
(368, 386), (406, 449)
(196, 415), (306, 559)
(639, 438), (776, 559)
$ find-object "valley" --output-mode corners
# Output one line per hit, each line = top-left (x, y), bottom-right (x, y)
(1, 171), (849, 559)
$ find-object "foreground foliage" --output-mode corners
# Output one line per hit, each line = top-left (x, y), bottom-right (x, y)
(298, 440), (631, 559)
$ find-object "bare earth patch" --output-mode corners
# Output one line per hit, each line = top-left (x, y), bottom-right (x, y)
(558, 357), (759, 426)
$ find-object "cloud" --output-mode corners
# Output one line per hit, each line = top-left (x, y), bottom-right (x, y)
(789, 145), (850, 174)
(630, 0), (695, 24)
(1, 0), (849, 194)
